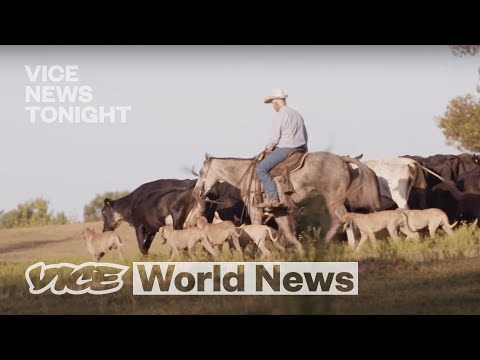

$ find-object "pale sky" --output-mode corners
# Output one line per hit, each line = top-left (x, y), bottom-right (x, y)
(0, 46), (478, 220)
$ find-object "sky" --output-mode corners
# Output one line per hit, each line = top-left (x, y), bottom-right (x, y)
(0, 45), (479, 220)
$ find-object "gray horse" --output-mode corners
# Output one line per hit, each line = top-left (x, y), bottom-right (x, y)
(193, 151), (381, 253)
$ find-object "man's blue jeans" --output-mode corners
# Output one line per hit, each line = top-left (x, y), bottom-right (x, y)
(256, 147), (299, 200)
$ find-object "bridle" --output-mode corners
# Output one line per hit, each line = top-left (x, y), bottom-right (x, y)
(201, 158), (213, 186)
(199, 155), (261, 205)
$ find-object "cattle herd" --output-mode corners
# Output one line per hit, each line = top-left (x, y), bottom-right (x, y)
(90, 152), (480, 259)
(402, 153), (480, 221)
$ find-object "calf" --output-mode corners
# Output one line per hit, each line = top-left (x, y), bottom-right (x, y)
(395, 208), (458, 239)
(82, 228), (124, 262)
(193, 216), (243, 254)
(340, 210), (414, 251)
(237, 224), (278, 260)
(158, 226), (214, 260)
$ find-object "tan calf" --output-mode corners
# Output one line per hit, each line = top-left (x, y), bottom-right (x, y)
(238, 224), (278, 260)
(158, 226), (213, 260)
(341, 210), (415, 251)
(395, 208), (458, 239)
(82, 228), (124, 262)
(194, 216), (243, 254)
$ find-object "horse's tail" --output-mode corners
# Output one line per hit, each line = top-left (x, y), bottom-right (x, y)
(342, 156), (382, 211)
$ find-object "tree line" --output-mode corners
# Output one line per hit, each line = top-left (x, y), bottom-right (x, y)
(0, 190), (129, 229)
(437, 45), (480, 152)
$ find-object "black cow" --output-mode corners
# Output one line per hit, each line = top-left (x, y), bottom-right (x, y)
(403, 153), (478, 182)
(403, 153), (480, 208)
(429, 180), (480, 224)
(402, 154), (452, 188)
(456, 168), (480, 192)
(102, 179), (203, 254)
(457, 153), (480, 175)
(204, 182), (250, 225)
(423, 154), (459, 182)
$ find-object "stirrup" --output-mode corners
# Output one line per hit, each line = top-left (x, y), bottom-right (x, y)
(257, 199), (283, 209)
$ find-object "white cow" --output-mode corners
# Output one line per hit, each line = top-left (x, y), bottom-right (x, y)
(364, 157), (426, 209)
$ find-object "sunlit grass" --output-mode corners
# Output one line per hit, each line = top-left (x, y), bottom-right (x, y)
(1, 221), (480, 314)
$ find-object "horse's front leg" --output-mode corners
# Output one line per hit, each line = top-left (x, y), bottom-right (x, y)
(248, 203), (264, 225)
(274, 214), (304, 256)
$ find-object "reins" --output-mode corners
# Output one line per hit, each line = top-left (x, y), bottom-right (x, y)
(202, 155), (260, 205)
(240, 154), (264, 220)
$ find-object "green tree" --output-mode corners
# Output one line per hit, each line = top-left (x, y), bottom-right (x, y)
(450, 45), (480, 56)
(0, 198), (70, 229)
(0, 210), (19, 228)
(52, 211), (69, 225)
(437, 46), (480, 151)
(437, 91), (480, 151)
(83, 190), (129, 222)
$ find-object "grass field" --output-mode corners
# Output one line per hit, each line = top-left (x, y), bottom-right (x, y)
(1, 221), (480, 314)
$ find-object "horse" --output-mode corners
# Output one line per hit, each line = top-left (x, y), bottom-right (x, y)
(193, 151), (381, 253)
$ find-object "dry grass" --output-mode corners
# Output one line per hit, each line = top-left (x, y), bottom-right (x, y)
(1, 221), (480, 314)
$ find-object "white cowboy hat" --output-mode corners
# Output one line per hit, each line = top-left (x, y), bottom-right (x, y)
(264, 89), (288, 104)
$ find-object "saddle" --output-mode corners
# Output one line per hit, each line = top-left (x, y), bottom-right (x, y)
(269, 150), (309, 178)
(266, 150), (309, 197)
(241, 150), (309, 209)
(260, 150), (309, 200)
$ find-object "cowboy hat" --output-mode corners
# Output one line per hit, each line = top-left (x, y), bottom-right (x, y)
(264, 89), (288, 104)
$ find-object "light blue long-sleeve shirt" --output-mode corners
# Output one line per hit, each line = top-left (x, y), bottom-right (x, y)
(266, 106), (308, 150)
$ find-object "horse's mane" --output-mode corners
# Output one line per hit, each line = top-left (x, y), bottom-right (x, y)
(209, 156), (255, 161)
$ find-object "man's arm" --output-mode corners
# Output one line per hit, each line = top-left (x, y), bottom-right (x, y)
(266, 116), (281, 150)
(303, 120), (308, 144)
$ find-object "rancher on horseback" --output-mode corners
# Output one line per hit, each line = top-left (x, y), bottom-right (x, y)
(256, 89), (309, 208)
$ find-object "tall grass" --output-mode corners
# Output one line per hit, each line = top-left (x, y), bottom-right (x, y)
(1, 221), (480, 314)
(317, 221), (480, 263)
